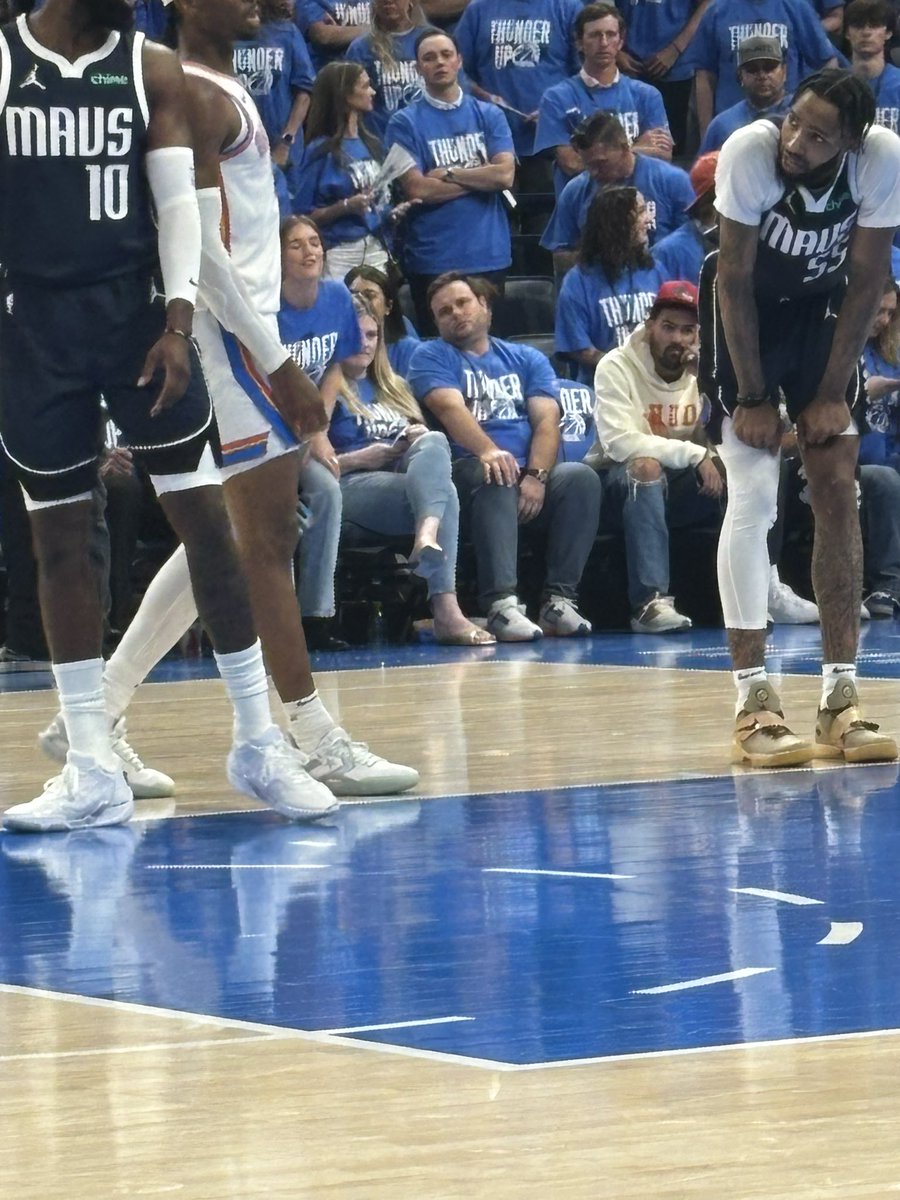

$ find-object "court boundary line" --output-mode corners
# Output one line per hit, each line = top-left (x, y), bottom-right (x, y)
(4, 983), (900, 1073)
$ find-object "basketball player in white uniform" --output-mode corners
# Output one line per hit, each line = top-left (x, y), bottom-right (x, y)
(40, 0), (418, 799)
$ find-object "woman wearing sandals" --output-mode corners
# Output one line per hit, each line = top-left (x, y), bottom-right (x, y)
(332, 297), (495, 646)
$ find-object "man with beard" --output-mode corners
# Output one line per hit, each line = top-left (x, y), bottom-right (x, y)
(700, 68), (900, 767)
(0, 0), (339, 830)
(588, 281), (724, 634)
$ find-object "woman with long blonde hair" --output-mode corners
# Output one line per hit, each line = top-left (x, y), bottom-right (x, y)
(332, 297), (495, 644)
(344, 0), (426, 140)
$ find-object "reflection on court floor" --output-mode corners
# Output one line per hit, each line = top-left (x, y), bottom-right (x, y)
(2, 760), (899, 1067)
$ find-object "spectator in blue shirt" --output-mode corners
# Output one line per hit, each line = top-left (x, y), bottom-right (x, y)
(298, 0), (373, 70)
(345, 0), (428, 140)
(454, 0), (583, 158)
(809, 0), (845, 37)
(698, 34), (793, 152)
(555, 186), (666, 384)
(686, 0), (838, 137)
(421, 0), (470, 33)
(134, 0), (168, 39)
(534, 3), (673, 198)
(277, 216), (364, 650)
(845, 0), (900, 133)
(386, 27), (515, 334)
(654, 151), (719, 285)
(233, 0), (315, 197)
(541, 111), (693, 278)
(345, 265), (422, 378)
(615, 0), (715, 154)
(294, 62), (405, 279)
(860, 278), (900, 466)
(409, 273), (602, 640)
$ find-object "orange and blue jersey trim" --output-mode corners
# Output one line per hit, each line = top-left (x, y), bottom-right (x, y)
(220, 329), (298, 466)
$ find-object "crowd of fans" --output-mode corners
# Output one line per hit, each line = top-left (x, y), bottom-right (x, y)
(3, 0), (900, 662)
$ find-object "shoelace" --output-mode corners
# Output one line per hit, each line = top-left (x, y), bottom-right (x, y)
(111, 728), (145, 772)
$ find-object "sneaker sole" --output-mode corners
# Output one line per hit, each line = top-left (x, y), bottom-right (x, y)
(815, 738), (899, 764)
(40, 729), (176, 799)
(312, 772), (420, 797)
(629, 621), (692, 634)
(539, 624), (591, 638)
(2, 795), (134, 834)
(226, 768), (338, 820)
(731, 740), (816, 769)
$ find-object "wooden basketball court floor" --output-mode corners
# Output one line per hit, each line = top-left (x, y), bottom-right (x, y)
(3, 626), (900, 1198)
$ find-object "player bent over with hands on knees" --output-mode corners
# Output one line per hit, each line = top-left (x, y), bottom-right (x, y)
(0, 0), (343, 831)
(700, 68), (899, 768)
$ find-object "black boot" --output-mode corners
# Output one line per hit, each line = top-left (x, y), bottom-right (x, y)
(302, 616), (350, 652)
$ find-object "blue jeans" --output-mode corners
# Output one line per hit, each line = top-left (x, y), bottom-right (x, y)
(860, 464), (900, 597)
(339, 432), (460, 598)
(452, 457), (602, 610)
(296, 456), (342, 619)
(600, 463), (723, 610)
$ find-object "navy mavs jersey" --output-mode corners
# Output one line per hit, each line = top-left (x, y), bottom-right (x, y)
(0, 15), (157, 284)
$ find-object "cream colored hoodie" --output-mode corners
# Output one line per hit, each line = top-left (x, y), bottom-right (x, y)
(586, 323), (708, 471)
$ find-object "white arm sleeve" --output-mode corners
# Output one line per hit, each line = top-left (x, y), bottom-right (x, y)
(196, 186), (289, 376)
(145, 146), (201, 308)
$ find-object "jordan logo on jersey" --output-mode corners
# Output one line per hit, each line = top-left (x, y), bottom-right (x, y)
(19, 65), (45, 91)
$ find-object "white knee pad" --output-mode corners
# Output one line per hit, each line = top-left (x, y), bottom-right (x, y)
(716, 418), (781, 630)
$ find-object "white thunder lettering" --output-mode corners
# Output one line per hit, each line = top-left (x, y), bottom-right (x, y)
(428, 131), (488, 168)
(374, 59), (422, 112)
(233, 46), (286, 96)
(490, 19), (551, 69)
(463, 368), (524, 422)
(5, 105), (133, 157)
(597, 292), (657, 345)
(728, 22), (788, 50)
(558, 384), (593, 440)
(285, 332), (340, 381)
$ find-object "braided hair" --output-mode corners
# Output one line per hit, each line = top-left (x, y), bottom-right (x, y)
(792, 68), (876, 145)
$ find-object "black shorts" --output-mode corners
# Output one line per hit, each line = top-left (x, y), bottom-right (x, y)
(698, 249), (863, 444)
(0, 268), (217, 502)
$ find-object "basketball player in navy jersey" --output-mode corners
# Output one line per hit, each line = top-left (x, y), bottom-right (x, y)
(0, 0), (339, 830)
(701, 68), (900, 768)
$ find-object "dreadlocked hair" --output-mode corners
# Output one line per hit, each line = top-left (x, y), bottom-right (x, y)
(577, 186), (653, 277)
(339, 294), (423, 424)
(792, 68), (876, 144)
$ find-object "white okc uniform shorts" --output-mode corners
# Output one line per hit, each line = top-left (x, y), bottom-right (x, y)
(194, 309), (298, 479)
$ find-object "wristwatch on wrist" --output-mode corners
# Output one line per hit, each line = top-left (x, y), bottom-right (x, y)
(281, 131), (294, 146)
(443, 167), (455, 182)
(522, 467), (549, 484)
(736, 392), (771, 409)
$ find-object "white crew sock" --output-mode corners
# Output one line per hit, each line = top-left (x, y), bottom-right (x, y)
(734, 666), (768, 715)
(53, 658), (118, 771)
(284, 689), (336, 752)
(821, 663), (856, 708)
(104, 544), (198, 719)
(214, 640), (274, 744)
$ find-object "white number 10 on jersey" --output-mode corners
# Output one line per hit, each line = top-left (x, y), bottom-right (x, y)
(84, 164), (129, 221)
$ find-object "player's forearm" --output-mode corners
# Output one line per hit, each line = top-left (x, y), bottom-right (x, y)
(717, 264), (766, 397)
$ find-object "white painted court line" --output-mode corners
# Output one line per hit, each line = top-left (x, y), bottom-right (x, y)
(309, 1017), (473, 1035)
(818, 921), (864, 946)
(484, 868), (634, 881)
(145, 864), (330, 871)
(0, 1033), (280, 1063)
(731, 886), (824, 906)
(631, 967), (774, 995)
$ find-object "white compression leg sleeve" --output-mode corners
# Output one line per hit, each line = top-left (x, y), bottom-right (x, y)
(716, 417), (782, 631)
(103, 544), (199, 719)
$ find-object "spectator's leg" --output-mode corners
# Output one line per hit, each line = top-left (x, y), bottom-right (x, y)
(619, 459), (671, 610)
(535, 462), (603, 602)
(860, 464), (900, 605)
(452, 456), (519, 610)
(296, 455), (342, 619)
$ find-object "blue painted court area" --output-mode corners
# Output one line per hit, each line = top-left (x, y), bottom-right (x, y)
(2, 763), (900, 1066)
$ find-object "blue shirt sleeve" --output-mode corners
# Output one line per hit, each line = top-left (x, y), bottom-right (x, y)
(680, 5), (717, 74)
(408, 340), (463, 404)
(792, 0), (839, 70)
(554, 269), (593, 355)
(287, 25), (316, 92)
(534, 83), (575, 153)
(453, 4), (481, 86)
(635, 81), (670, 134)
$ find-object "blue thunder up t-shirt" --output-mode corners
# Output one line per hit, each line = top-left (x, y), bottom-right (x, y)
(233, 20), (315, 147)
(454, 0), (583, 156)
(277, 280), (362, 384)
(555, 262), (666, 383)
(297, 1), (373, 70)
(408, 336), (557, 464)
(386, 94), (514, 274)
(345, 28), (425, 140)
(699, 94), (793, 153)
(293, 136), (388, 248)
(615, 0), (697, 83)
(534, 72), (670, 196)
(329, 377), (409, 454)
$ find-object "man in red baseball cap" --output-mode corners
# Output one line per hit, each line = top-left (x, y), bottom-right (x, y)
(586, 279), (725, 633)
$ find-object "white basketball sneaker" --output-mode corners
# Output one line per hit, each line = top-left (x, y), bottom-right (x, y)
(227, 726), (338, 820)
(39, 713), (175, 799)
(3, 753), (134, 833)
(302, 726), (419, 797)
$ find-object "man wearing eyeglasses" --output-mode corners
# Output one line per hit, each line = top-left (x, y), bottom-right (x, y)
(699, 35), (792, 153)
